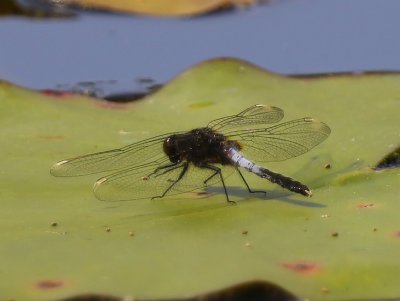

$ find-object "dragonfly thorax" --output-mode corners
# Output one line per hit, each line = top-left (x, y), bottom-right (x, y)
(163, 127), (241, 166)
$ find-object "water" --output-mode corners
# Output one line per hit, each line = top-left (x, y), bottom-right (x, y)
(1, 0), (400, 94)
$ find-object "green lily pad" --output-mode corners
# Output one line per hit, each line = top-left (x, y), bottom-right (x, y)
(1, 58), (399, 301)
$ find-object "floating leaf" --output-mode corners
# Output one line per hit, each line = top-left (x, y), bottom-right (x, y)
(60, 0), (259, 17)
(0, 58), (399, 300)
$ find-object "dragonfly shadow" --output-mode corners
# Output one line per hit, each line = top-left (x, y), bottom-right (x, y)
(100, 186), (325, 226)
(206, 186), (327, 208)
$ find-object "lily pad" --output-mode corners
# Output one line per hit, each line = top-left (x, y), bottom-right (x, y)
(62, 0), (257, 17)
(0, 58), (399, 301)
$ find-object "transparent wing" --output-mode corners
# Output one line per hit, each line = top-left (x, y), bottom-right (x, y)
(51, 105), (283, 177)
(208, 104), (284, 132)
(225, 117), (331, 162)
(94, 162), (232, 202)
(50, 133), (181, 176)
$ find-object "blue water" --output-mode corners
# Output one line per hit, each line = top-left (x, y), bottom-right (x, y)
(1, 0), (399, 90)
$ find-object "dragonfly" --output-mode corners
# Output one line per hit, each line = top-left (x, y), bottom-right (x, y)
(51, 104), (331, 203)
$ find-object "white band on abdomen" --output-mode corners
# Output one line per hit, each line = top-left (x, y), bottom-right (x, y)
(227, 148), (255, 171)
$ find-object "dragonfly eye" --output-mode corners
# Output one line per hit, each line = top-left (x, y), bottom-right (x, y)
(163, 135), (180, 163)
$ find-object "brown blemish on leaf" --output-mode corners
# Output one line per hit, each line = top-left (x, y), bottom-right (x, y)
(281, 261), (320, 275)
(357, 203), (375, 209)
(36, 279), (65, 290)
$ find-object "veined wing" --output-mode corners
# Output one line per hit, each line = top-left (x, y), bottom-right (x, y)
(208, 104), (284, 132)
(50, 132), (181, 177)
(94, 162), (231, 202)
(226, 117), (331, 162)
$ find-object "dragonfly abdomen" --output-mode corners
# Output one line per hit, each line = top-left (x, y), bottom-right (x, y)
(227, 148), (312, 197)
(227, 148), (256, 171)
(256, 167), (312, 197)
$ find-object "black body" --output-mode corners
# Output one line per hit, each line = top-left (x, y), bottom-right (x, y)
(163, 127), (240, 166)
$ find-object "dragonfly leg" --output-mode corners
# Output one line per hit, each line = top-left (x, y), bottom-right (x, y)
(151, 162), (189, 200)
(236, 168), (267, 196)
(202, 164), (235, 205)
(152, 161), (180, 176)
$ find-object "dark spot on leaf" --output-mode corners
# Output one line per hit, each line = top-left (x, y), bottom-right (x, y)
(51, 222), (58, 227)
(281, 261), (320, 275)
(331, 232), (339, 237)
(36, 279), (64, 290)
(393, 231), (400, 238)
(242, 230), (248, 235)
(324, 163), (332, 169)
(374, 145), (400, 170)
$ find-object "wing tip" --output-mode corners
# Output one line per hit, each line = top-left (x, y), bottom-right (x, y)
(50, 160), (70, 176)
(94, 177), (107, 188)
(93, 177), (108, 201)
(255, 104), (281, 111)
(303, 117), (332, 135)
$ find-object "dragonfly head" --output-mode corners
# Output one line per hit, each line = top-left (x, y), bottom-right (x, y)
(163, 135), (181, 163)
